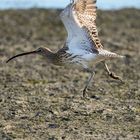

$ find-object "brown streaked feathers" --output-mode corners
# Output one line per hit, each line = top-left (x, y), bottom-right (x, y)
(73, 0), (103, 49)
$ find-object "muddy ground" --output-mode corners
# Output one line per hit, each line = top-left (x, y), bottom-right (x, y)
(0, 8), (139, 140)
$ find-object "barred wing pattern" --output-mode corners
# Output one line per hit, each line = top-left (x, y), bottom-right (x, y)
(73, 0), (103, 49)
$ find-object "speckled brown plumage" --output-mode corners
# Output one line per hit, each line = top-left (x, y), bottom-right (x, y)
(73, 0), (103, 49)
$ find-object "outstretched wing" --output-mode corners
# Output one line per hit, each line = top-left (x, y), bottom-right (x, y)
(60, 0), (102, 53)
(73, 0), (103, 49)
(60, 4), (84, 43)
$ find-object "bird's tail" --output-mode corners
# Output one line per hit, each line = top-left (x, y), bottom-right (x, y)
(99, 49), (125, 59)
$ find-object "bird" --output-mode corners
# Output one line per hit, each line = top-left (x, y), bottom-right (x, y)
(6, 0), (124, 97)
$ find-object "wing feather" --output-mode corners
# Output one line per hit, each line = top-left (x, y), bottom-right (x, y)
(60, 4), (83, 42)
(73, 0), (103, 49)
(60, 0), (102, 53)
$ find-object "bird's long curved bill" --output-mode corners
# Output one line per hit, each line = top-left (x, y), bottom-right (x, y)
(6, 50), (38, 63)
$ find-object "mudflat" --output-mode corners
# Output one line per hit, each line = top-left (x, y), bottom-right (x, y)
(0, 9), (139, 140)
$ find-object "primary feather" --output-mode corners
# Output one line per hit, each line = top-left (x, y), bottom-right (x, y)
(60, 0), (102, 52)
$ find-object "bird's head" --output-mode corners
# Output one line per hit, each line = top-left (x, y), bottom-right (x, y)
(6, 47), (53, 63)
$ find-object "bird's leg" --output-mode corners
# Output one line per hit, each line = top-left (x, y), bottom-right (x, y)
(83, 69), (95, 97)
(104, 62), (123, 82)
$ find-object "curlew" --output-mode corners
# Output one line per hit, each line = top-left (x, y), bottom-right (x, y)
(6, 0), (124, 97)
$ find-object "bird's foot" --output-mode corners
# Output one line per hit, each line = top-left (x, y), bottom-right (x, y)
(82, 89), (100, 100)
(109, 72), (124, 83)
(82, 88), (90, 100)
(83, 88), (87, 98)
(104, 62), (125, 83)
